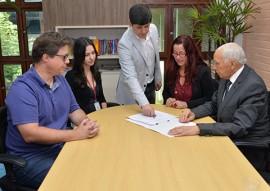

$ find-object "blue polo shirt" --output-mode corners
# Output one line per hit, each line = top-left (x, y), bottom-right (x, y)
(5, 66), (80, 160)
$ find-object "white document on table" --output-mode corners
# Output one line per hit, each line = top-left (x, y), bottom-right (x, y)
(127, 110), (196, 137)
(127, 110), (176, 125)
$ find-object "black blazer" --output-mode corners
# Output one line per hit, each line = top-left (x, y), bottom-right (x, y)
(65, 70), (106, 114)
(162, 64), (216, 108)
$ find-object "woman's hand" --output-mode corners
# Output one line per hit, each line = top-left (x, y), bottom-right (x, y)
(165, 98), (176, 107)
(172, 100), (187, 109)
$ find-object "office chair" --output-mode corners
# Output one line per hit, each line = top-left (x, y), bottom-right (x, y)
(0, 106), (36, 191)
(107, 102), (120, 108)
(234, 91), (270, 183)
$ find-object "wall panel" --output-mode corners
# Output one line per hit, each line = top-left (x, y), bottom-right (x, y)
(42, 0), (142, 31)
(243, 0), (270, 90)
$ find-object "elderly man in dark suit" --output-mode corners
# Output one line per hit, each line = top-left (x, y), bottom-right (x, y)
(168, 42), (270, 140)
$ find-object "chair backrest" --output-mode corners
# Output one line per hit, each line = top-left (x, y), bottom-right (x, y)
(0, 106), (8, 154)
(0, 106), (37, 191)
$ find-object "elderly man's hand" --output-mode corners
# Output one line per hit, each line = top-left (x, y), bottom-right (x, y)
(179, 109), (195, 123)
(168, 125), (200, 137)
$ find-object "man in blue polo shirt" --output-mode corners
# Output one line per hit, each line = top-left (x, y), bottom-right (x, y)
(5, 31), (100, 189)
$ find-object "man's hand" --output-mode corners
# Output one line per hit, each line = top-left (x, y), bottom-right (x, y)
(142, 104), (156, 117)
(168, 125), (200, 137)
(179, 109), (195, 123)
(75, 118), (100, 139)
(155, 81), (162, 91)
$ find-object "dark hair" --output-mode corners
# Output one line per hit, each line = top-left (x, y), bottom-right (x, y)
(72, 37), (100, 88)
(32, 31), (73, 63)
(165, 35), (207, 85)
(129, 4), (152, 25)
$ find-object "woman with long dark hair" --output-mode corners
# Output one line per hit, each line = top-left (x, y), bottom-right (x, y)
(163, 35), (215, 109)
(66, 37), (107, 114)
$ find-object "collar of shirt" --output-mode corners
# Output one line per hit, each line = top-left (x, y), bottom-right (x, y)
(137, 34), (150, 42)
(29, 65), (61, 91)
(132, 28), (152, 41)
(229, 64), (245, 84)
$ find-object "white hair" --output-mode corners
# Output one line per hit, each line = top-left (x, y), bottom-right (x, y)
(217, 42), (247, 65)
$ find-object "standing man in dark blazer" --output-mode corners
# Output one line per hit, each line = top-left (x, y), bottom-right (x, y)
(116, 4), (162, 117)
(168, 42), (270, 140)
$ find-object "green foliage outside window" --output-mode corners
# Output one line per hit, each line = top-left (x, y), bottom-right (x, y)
(0, 12), (22, 93)
(4, 65), (22, 92)
(0, 12), (19, 56)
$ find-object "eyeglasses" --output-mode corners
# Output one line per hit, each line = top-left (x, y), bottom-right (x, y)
(55, 54), (69, 61)
(172, 52), (186, 57)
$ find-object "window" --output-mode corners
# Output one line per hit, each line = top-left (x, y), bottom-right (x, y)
(0, 0), (43, 106)
(3, 64), (22, 95)
(151, 8), (165, 52)
(24, 0), (42, 2)
(25, 11), (43, 55)
(0, 11), (20, 56)
(173, 8), (193, 38)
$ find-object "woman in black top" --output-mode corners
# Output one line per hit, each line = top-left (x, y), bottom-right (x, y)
(162, 35), (216, 109)
(66, 37), (107, 114)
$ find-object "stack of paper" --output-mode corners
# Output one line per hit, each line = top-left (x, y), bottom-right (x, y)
(127, 110), (196, 137)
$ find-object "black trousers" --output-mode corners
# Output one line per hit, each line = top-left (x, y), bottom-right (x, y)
(144, 80), (156, 104)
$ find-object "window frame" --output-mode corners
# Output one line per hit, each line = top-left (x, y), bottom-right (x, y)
(0, 0), (42, 106)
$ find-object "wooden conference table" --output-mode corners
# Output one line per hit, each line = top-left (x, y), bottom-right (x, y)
(39, 104), (270, 191)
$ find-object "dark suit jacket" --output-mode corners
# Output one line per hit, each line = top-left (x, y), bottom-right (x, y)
(162, 64), (216, 108)
(192, 64), (270, 140)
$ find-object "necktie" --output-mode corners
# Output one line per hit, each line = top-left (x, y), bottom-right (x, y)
(223, 80), (232, 100)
